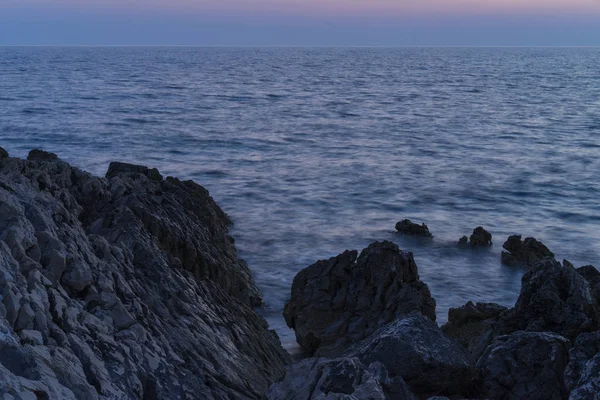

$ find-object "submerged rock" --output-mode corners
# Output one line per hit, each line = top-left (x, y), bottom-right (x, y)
(265, 357), (415, 400)
(395, 219), (433, 237)
(0, 151), (288, 399)
(564, 330), (600, 399)
(345, 314), (476, 397)
(442, 301), (507, 359)
(284, 241), (436, 356)
(477, 331), (571, 400)
(501, 235), (554, 267)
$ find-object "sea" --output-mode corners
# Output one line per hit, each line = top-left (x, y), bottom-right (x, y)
(1, 47), (599, 350)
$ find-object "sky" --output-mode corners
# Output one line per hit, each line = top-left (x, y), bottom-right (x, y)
(1, 0), (600, 46)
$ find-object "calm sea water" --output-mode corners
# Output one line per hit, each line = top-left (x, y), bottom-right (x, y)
(2, 47), (600, 349)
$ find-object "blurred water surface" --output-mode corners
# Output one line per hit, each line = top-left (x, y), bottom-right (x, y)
(1, 47), (599, 349)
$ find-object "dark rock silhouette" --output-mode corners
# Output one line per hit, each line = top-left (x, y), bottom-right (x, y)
(283, 241), (436, 356)
(395, 219), (433, 237)
(0, 150), (288, 399)
(477, 331), (571, 400)
(501, 235), (554, 267)
(345, 314), (476, 397)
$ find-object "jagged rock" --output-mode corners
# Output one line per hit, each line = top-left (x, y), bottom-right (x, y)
(0, 147), (8, 160)
(499, 258), (599, 341)
(442, 301), (507, 359)
(0, 151), (289, 399)
(468, 227), (492, 247)
(564, 331), (600, 399)
(395, 219), (432, 237)
(577, 265), (600, 305)
(284, 241), (436, 356)
(345, 314), (476, 397)
(265, 357), (414, 400)
(501, 235), (554, 267)
(477, 331), (571, 400)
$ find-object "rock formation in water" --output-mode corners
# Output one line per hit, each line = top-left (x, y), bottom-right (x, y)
(0, 148), (288, 399)
(283, 241), (436, 356)
(459, 227), (492, 247)
(394, 219), (432, 237)
(501, 234), (555, 267)
(276, 239), (600, 400)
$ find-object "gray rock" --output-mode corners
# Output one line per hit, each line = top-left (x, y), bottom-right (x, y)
(284, 241), (436, 356)
(395, 219), (432, 237)
(500, 258), (599, 341)
(265, 357), (414, 400)
(501, 235), (554, 267)
(345, 314), (476, 397)
(442, 301), (508, 359)
(0, 150), (289, 399)
(564, 331), (600, 399)
(477, 331), (571, 400)
(577, 265), (600, 306)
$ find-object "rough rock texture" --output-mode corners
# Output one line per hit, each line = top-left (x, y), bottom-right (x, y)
(345, 314), (476, 397)
(265, 357), (415, 400)
(468, 227), (492, 247)
(284, 241), (436, 356)
(501, 235), (555, 267)
(500, 259), (599, 341)
(477, 331), (571, 400)
(0, 150), (288, 399)
(394, 219), (432, 237)
(564, 331), (600, 399)
(442, 301), (507, 359)
(577, 265), (600, 306)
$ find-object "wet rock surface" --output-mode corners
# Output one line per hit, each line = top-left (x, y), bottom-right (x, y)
(501, 235), (555, 267)
(394, 219), (433, 237)
(283, 241), (436, 356)
(477, 331), (571, 400)
(0, 150), (288, 399)
(465, 227), (492, 247)
(345, 314), (476, 397)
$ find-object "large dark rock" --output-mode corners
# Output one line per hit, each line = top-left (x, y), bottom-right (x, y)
(0, 151), (288, 399)
(345, 314), (476, 397)
(265, 357), (415, 400)
(564, 331), (600, 399)
(284, 241), (436, 356)
(442, 301), (507, 359)
(501, 235), (554, 267)
(499, 259), (599, 341)
(395, 219), (432, 237)
(577, 265), (600, 306)
(0, 147), (8, 160)
(477, 331), (571, 400)
(467, 227), (492, 247)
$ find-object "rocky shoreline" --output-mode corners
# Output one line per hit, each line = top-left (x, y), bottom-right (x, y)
(1, 148), (598, 399)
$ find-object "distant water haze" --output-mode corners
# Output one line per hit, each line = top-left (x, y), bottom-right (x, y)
(2, 47), (599, 350)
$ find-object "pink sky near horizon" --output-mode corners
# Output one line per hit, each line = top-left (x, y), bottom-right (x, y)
(6, 0), (600, 17)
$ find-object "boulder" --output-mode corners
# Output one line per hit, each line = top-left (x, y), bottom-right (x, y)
(345, 314), (476, 397)
(395, 219), (432, 237)
(501, 235), (554, 267)
(265, 357), (415, 400)
(468, 227), (492, 247)
(284, 241), (436, 356)
(458, 236), (468, 246)
(564, 331), (600, 399)
(499, 259), (599, 341)
(477, 331), (571, 400)
(0, 150), (289, 399)
(442, 301), (508, 359)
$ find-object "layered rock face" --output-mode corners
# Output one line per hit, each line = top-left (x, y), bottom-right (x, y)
(283, 241), (436, 356)
(0, 150), (288, 399)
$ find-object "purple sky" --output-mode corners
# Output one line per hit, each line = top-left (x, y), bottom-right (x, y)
(2, 0), (600, 45)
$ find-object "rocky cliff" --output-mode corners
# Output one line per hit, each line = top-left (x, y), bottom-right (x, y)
(0, 148), (288, 399)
